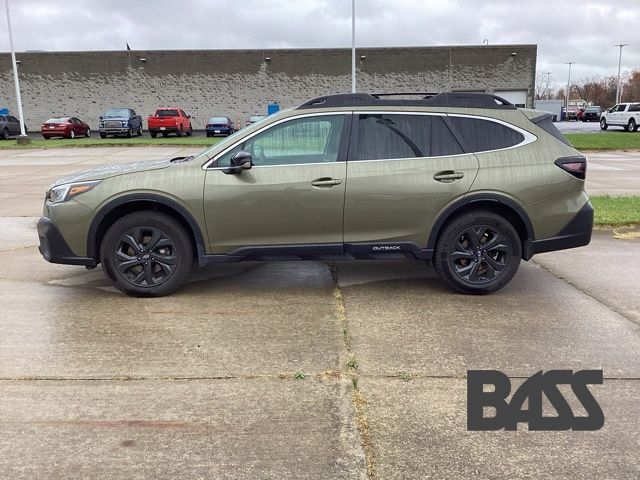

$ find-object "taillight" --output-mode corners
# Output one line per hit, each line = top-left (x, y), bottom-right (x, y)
(555, 156), (587, 180)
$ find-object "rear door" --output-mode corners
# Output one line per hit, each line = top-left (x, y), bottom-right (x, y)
(203, 113), (350, 254)
(343, 112), (479, 251)
(7, 115), (20, 135)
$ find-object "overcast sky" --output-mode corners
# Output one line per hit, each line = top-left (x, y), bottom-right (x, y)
(1, 0), (638, 86)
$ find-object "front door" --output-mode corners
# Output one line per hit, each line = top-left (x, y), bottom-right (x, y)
(203, 113), (350, 254)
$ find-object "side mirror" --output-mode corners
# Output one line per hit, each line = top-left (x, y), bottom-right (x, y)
(225, 151), (253, 174)
(187, 115), (192, 118)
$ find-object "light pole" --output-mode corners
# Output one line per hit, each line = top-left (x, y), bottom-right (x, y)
(614, 43), (629, 104)
(351, 0), (356, 93)
(544, 71), (552, 99)
(565, 62), (574, 119)
(4, 0), (28, 142)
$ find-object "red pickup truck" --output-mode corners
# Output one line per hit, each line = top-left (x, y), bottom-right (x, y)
(148, 108), (193, 138)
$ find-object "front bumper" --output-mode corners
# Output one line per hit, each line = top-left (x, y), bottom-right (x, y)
(526, 201), (593, 257)
(37, 217), (96, 267)
(99, 127), (130, 134)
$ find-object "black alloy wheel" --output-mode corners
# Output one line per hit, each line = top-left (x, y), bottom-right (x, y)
(433, 210), (521, 294)
(114, 227), (177, 287)
(100, 211), (193, 296)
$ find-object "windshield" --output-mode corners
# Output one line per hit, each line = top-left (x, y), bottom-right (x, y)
(585, 107), (600, 112)
(208, 117), (228, 123)
(46, 118), (69, 123)
(156, 109), (179, 117)
(104, 109), (129, 118)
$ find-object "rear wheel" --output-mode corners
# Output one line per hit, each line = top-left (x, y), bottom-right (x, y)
(100, 133), (107, 139)
(433, 210), (521, 294)
(150, 131), (157, 138)
(177, 126), (183, 137)
(186, 125), (192, 137)
(629, 119), (637, 133)
(100, 211), (193, 297)
(600, 118), (608, 130)
(43, 135), (50, 140)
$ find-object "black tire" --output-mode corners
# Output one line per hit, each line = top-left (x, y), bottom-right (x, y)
(433, 210), (522, 294)
(85, 128), (91, 138)
(150, 131), (157, 138)
(629, 119), (637, 133)
(162, 132), (168, 137)
(137, 125), (143, 136)
(186, 125), (192, 137)
(43, 135), (50, 140)
(2, 128), (8, 140)
(600, 118), (608, 130)
(69, 130), (75, 139)
(100, 133), (107, 139)
(176, 126), (183, 137)
(100, 211), (193, 297)
(126, 127), (133, 138)
(206, 132), (210, 138)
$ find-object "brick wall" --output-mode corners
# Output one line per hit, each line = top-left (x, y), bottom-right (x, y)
(0, 45), (536, 130)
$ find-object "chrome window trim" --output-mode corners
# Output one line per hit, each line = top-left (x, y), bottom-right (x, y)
(201, 111), (349, 170)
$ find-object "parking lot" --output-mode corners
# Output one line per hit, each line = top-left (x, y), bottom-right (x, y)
(1, 146), (639, 479)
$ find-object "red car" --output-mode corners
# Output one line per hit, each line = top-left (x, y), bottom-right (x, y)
(41, 117), (91, 139)
(147, 108), (193, 138)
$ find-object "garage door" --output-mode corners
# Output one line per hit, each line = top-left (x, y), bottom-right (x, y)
(494, 90), (527, 108)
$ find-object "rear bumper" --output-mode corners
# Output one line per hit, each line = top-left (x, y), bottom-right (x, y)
(37, 217), (96, 267)
(149, 126), (179, 133)
(525, 201), (593, 258)
(206, 127), (232, 135)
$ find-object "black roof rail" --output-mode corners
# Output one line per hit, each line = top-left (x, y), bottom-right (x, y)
(297, 92), (517, 110)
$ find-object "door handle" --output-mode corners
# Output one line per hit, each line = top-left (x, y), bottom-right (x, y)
(311, 177), (342, 187)
(433, 171), (464, 182)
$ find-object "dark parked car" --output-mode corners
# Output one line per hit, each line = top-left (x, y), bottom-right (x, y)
(99, 108), (143, 138)
(41, 117), (90, 139)
(205, 116), (235, 137)
(246, 115), (266, 126)
(582, 106), (601, 122)
(0, 114), (27, 139)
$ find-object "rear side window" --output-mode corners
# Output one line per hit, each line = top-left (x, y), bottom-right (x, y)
(629, 104), (640, 112)
(355, 114), (463, 160)
(448, 116), (525, 153)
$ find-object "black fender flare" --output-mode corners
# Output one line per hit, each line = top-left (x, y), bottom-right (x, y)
(86, 193), (207, 263)
(426, 193), (535, 253)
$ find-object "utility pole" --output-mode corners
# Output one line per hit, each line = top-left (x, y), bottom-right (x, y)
(565, 62), (574, 119)
(351, 0), (356, 93)
(614, 43), (629, 104)
(4, 0), (29, 142)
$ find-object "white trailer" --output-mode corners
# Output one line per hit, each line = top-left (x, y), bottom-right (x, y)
(534, 100), (563, 122)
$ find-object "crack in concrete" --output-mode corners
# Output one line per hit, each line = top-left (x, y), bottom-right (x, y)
(330, 264), (377, 480)
(533, 260), (639, 327)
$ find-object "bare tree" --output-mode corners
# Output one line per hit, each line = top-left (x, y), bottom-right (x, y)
(535, 71), (555, 100)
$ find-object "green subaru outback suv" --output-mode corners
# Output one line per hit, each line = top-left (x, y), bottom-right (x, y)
(37, 92), (592, 296)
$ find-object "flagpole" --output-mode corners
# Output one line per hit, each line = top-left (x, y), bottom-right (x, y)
(4, 0), (28, 141)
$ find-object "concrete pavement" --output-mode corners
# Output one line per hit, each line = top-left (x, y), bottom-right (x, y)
(0, 147), (639, 479)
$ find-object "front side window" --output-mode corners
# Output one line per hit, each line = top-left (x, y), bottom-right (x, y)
(448, 116), (525, 153)
(614, 104), (627, 112)
(8, 115), (18, 123)
(216, 114), (345, 167)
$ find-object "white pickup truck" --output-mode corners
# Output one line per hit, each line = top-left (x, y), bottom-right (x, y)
(600, 102), (640, 132)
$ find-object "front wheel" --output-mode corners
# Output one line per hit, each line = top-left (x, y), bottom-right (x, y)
(433, 210), (521, 294)
(3, 128), (10, 140)
(600, 118), (608, 130)
(100, 211), (193, 297)
(176, 127), (183, 137)
(85, 128), (91, 138)
(138, 125), (143, 136)
(126, 127), (133, 138)
(69, 130), (75, 139)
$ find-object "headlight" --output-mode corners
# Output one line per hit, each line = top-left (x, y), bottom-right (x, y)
(46, 180), (101, 204)
(99, 122), (104, 127)
(121, 121), (127, 127)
